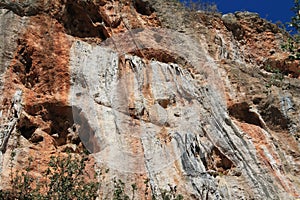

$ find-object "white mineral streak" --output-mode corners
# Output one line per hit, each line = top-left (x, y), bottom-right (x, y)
(69, 28), (296, 199)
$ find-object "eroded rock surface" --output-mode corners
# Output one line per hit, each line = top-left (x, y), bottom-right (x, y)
(0, 0), (299, 199)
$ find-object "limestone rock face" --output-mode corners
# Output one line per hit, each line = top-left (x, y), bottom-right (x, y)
(0, 0), (300, 199)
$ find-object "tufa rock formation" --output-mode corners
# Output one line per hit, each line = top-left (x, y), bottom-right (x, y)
(0, 0), (299, 199)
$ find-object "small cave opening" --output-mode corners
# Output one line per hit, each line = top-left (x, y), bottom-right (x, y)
(128, 107), (145, 120)
(17, 115), (38, 141)
(58, 0), (108, 39)
(130, 48), (190, 68)
(212, 147), (233, 170)
(23, 103), (101, 153)
(133, 0), (155, 16)
(260, 105), (289, 131)
(157, 99), (170, 109)
(24, 103), (75, 146)
(142, 49), (176, 63)
(18, 46), (33, 74)
(207, 147), (234, 174)
(12, 42), (39, 89)
(228, 102), (263, 128)
(40, 103), (74, 146)
(157, 95), (176, 109)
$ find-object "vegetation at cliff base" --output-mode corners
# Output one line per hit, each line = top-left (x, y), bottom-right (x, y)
(0, 151), (184, 200)
(0, 152), (100, 200)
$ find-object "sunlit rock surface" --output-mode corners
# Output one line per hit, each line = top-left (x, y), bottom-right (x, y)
(0, 0), (299, 199)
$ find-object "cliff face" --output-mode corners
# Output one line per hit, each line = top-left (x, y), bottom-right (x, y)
(0, 0), (299, 199)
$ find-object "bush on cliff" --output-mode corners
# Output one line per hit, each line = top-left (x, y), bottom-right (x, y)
(0, 152), (99, 200)
(282, 0), (300, 60)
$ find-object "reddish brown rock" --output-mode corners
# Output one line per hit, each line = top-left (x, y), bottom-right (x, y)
(264, 52), (300, 78)
(0, 0), (300, 199)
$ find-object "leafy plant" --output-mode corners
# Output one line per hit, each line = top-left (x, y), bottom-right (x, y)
(281, 0), (300, 60)
(131, 183), (137, 200)
(161, 188), (184, 200)
(265, 65), (284, 89)
(1, 152), (185, 200)
(290, 0), (300, 33)
(151, 184), (184, 200)
(112, 178), (184, 200)
(113, 178), (130, 200)
(0, 152), (100, 200)
(45, 153), (99, 199)
(281, 37), (300, 60)
(182, 0), (218, 13)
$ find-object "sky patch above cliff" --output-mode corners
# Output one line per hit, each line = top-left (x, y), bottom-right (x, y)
(182, 0), (295, 27)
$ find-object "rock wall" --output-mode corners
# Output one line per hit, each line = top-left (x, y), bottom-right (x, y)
(0, 0), (299, 199)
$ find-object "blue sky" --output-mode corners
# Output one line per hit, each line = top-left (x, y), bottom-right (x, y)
(181, 0), (295, 26)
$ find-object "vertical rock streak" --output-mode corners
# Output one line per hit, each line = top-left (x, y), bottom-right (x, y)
(0, 0), (299, 199)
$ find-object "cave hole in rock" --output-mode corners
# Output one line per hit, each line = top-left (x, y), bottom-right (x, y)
(24, 103), (101, 152)
(208, 147), (234, 173)
(260, 105), (289, 130)
(133, 0), (155, 16)
(18, 45), (33, 74)
(157, 99), (171, 109)
(24, 103), (75, 146)
(17, 115), (38, 141)
(40, 103), (75, 146)
(228, 102), (263, 128)
(130, 48), (192, 68)
(128, 107), (145, 119)
(59, 0), (108, 39)
(13, 43), (39, 88)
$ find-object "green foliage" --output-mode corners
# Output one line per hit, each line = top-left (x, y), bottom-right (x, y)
(182, 0), (218, 13)
(281, 0), (300, 60)
(113, 178), (130, 200)
(290, 0), (300, 33)
(265, 65), (284, 89)
(112, 178), (184, 200)
(281, 37), (300, 60)
(131, 183), (137, 199)
(45, 153), (99, 200)
(1, 152), (184, 200)
(161, 188), (184, 200)
(0, 153), (100, 200)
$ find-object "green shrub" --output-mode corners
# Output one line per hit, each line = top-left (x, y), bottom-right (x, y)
(281, 0), (300, 60)
(290, 0), (300, 33)
(0, 152), (184, 199)
(265, 65), (284, 89)
(182, 0), (218, 13)
(0, 152), (99, 200)
(113, 178), (130, 200)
